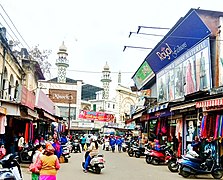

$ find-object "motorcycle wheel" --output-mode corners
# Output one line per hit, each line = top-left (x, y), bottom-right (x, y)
(128, 150), (134, 157)
(95, 168), (101, 174)
(122, 148), (126, 152)
(151, 158), (159, 165)
(135, 153), (140, 158)
(179, 169), (190, 178)
(167, 160), (179, 172)
(212, 170), (223, 179)
(145, 156), (152, 164)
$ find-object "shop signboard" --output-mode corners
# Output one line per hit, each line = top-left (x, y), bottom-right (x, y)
(132, 61), (155, 90)
(157, 38), (211, 103)
(145, 10), (211, 73)
(49, 89), (77, 104)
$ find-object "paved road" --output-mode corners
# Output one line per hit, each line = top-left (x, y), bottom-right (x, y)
(21, 148), (215, 180)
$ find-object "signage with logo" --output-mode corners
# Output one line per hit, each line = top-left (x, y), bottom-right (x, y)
(145, 10), (211, 73)
(79, 110), (115, 122)
(157, 38), (211, 103)
(49, 89), (77, 104)
(132, 61), (155, 90)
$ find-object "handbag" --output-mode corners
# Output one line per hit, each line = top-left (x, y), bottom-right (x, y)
(29, 163), (39, 173)
(29, 153), (40, 173)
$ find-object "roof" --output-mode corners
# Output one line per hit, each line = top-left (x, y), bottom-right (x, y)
(82, 84), (103, 101)
(46, 77), (79, 83)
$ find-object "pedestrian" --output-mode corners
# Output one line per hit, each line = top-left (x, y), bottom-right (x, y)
(109, 135), (116, 152)
(86, 135), (91, 148)
(83, 137), (99, 173)
(36, 142), (60, 180)
(0, 144), (6, 159)
(80, 135), (86, 151)
(52, 138), (62, 159)
(31, 144), (43, 180)
(17, 132), (24, 152)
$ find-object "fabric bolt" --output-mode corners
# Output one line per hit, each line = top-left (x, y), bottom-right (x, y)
(25, 123), (29, 143)
(0, 115), (6, 134)
(214, 115), (220, 139)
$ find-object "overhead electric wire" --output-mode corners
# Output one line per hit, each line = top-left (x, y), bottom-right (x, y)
(0, 4), (31, 50)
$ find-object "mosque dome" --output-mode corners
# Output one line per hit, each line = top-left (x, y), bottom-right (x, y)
(103, 62), (110, 71)
(59, 41), (67, 52)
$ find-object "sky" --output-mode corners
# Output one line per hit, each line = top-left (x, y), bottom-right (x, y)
(1, 0), (223, 98)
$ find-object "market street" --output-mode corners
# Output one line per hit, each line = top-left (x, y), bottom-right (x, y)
(21, 148), (214, 180)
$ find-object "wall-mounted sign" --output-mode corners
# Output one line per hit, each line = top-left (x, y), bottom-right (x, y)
(157, 38), (211, 103)
(132, 61), (155, 90)
(49, 89), (77, 104)
(145, 10), (211, 73)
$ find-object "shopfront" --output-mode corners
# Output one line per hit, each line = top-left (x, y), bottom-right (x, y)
(196, 97), (223, 162)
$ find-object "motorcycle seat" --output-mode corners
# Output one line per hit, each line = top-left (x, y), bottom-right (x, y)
(186, 157), (204, 163)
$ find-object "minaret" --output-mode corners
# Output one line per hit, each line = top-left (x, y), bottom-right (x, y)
(55, 41), (69, 83)
(101, 62), (112, 99)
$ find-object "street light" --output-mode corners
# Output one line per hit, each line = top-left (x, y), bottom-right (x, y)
(68, 94), (72, 134)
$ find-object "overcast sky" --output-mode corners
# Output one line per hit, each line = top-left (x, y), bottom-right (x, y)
(1, 0), (223, 98)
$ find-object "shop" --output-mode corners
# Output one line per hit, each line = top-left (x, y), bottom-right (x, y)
(196, 97), (223, 163)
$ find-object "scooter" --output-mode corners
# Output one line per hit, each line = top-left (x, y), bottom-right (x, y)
(178, 150), (223, 179)
(168, 150), (200, 173)
(0, 153), (22, 180)
(19, 144), (35, 163)
(145, 145), (174, 165)
(82, 152), (105, 174)
(72, 139), (81, 153)
(122, 142), (128, 152)
(61, 144), (71, 163)
(104, 140), (110, 151)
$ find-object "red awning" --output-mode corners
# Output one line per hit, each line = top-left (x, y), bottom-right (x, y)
(196, 98), (223, 108)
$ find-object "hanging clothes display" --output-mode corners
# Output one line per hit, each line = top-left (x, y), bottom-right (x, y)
(0, 115), (7, 134)
(24, 122), (29, 144)
(201, 116), (207, 139)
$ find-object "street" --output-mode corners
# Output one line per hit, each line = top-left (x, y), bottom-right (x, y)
(21, 147), (215, 180)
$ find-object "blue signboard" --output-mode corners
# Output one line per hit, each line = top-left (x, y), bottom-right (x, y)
(145, 10), (211, 73)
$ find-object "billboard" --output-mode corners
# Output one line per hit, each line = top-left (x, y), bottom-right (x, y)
(79, 110), (115, 122)
(157, 38), (211, 103)
(145, 10), (211, 73)
(132, 61), (155, 90)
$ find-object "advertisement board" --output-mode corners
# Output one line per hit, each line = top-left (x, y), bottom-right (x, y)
(79, 110), (115, 122)
(132, 61), (155, 90)
(49, 89), (77, 104)
(145, 10), (211, 73)
(157, 38), (211, 103)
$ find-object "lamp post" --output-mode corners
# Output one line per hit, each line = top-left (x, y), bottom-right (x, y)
(68, 94), (71, 134)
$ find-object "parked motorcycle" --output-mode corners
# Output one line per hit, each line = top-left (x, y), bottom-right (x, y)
(122, 142), (128, 152)
(168, 150), (199, 173)
(82, 152), (105, 174)
(145, 145), (175, 165)
(72, 139), (81, 153)
(178, 149), (223, 179)
(19, 144), (35, 163)
(127, 143), (139, 157)
(0, 153), (22, 180)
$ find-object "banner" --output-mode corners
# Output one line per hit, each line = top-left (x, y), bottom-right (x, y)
(79, 110), (115, 122)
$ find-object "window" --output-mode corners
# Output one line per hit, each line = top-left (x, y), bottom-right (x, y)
(108, 103), (110, 108)
(93, 104), (96, 111)
(113, 104), (115, 109)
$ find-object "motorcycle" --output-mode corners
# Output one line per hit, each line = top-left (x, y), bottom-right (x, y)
(104, 140), (110, 151)
(82, 152), (105, 174)
(145, 145), (175, 165)
(122, 142), (128, 152)
(127, 143), (139, 157)
(0, 153), (22, 180)
(19, 144), (35, 163)
(168, 150), (199, 173)
(178, 150), (223, 179)
(72, 139), (81, 153)
(61, 144), (71, 163)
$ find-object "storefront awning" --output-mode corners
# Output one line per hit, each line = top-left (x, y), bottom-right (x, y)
(43, 111), (56, 122)
(147, 103), (168, 113)
(196, 98), (223, 108)
(132, 112), (143, 120)
(170, 102), (196, 111)
(0, 106), (6, 115)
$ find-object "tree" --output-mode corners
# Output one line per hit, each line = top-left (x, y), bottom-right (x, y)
(29, 45), (52, 75)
